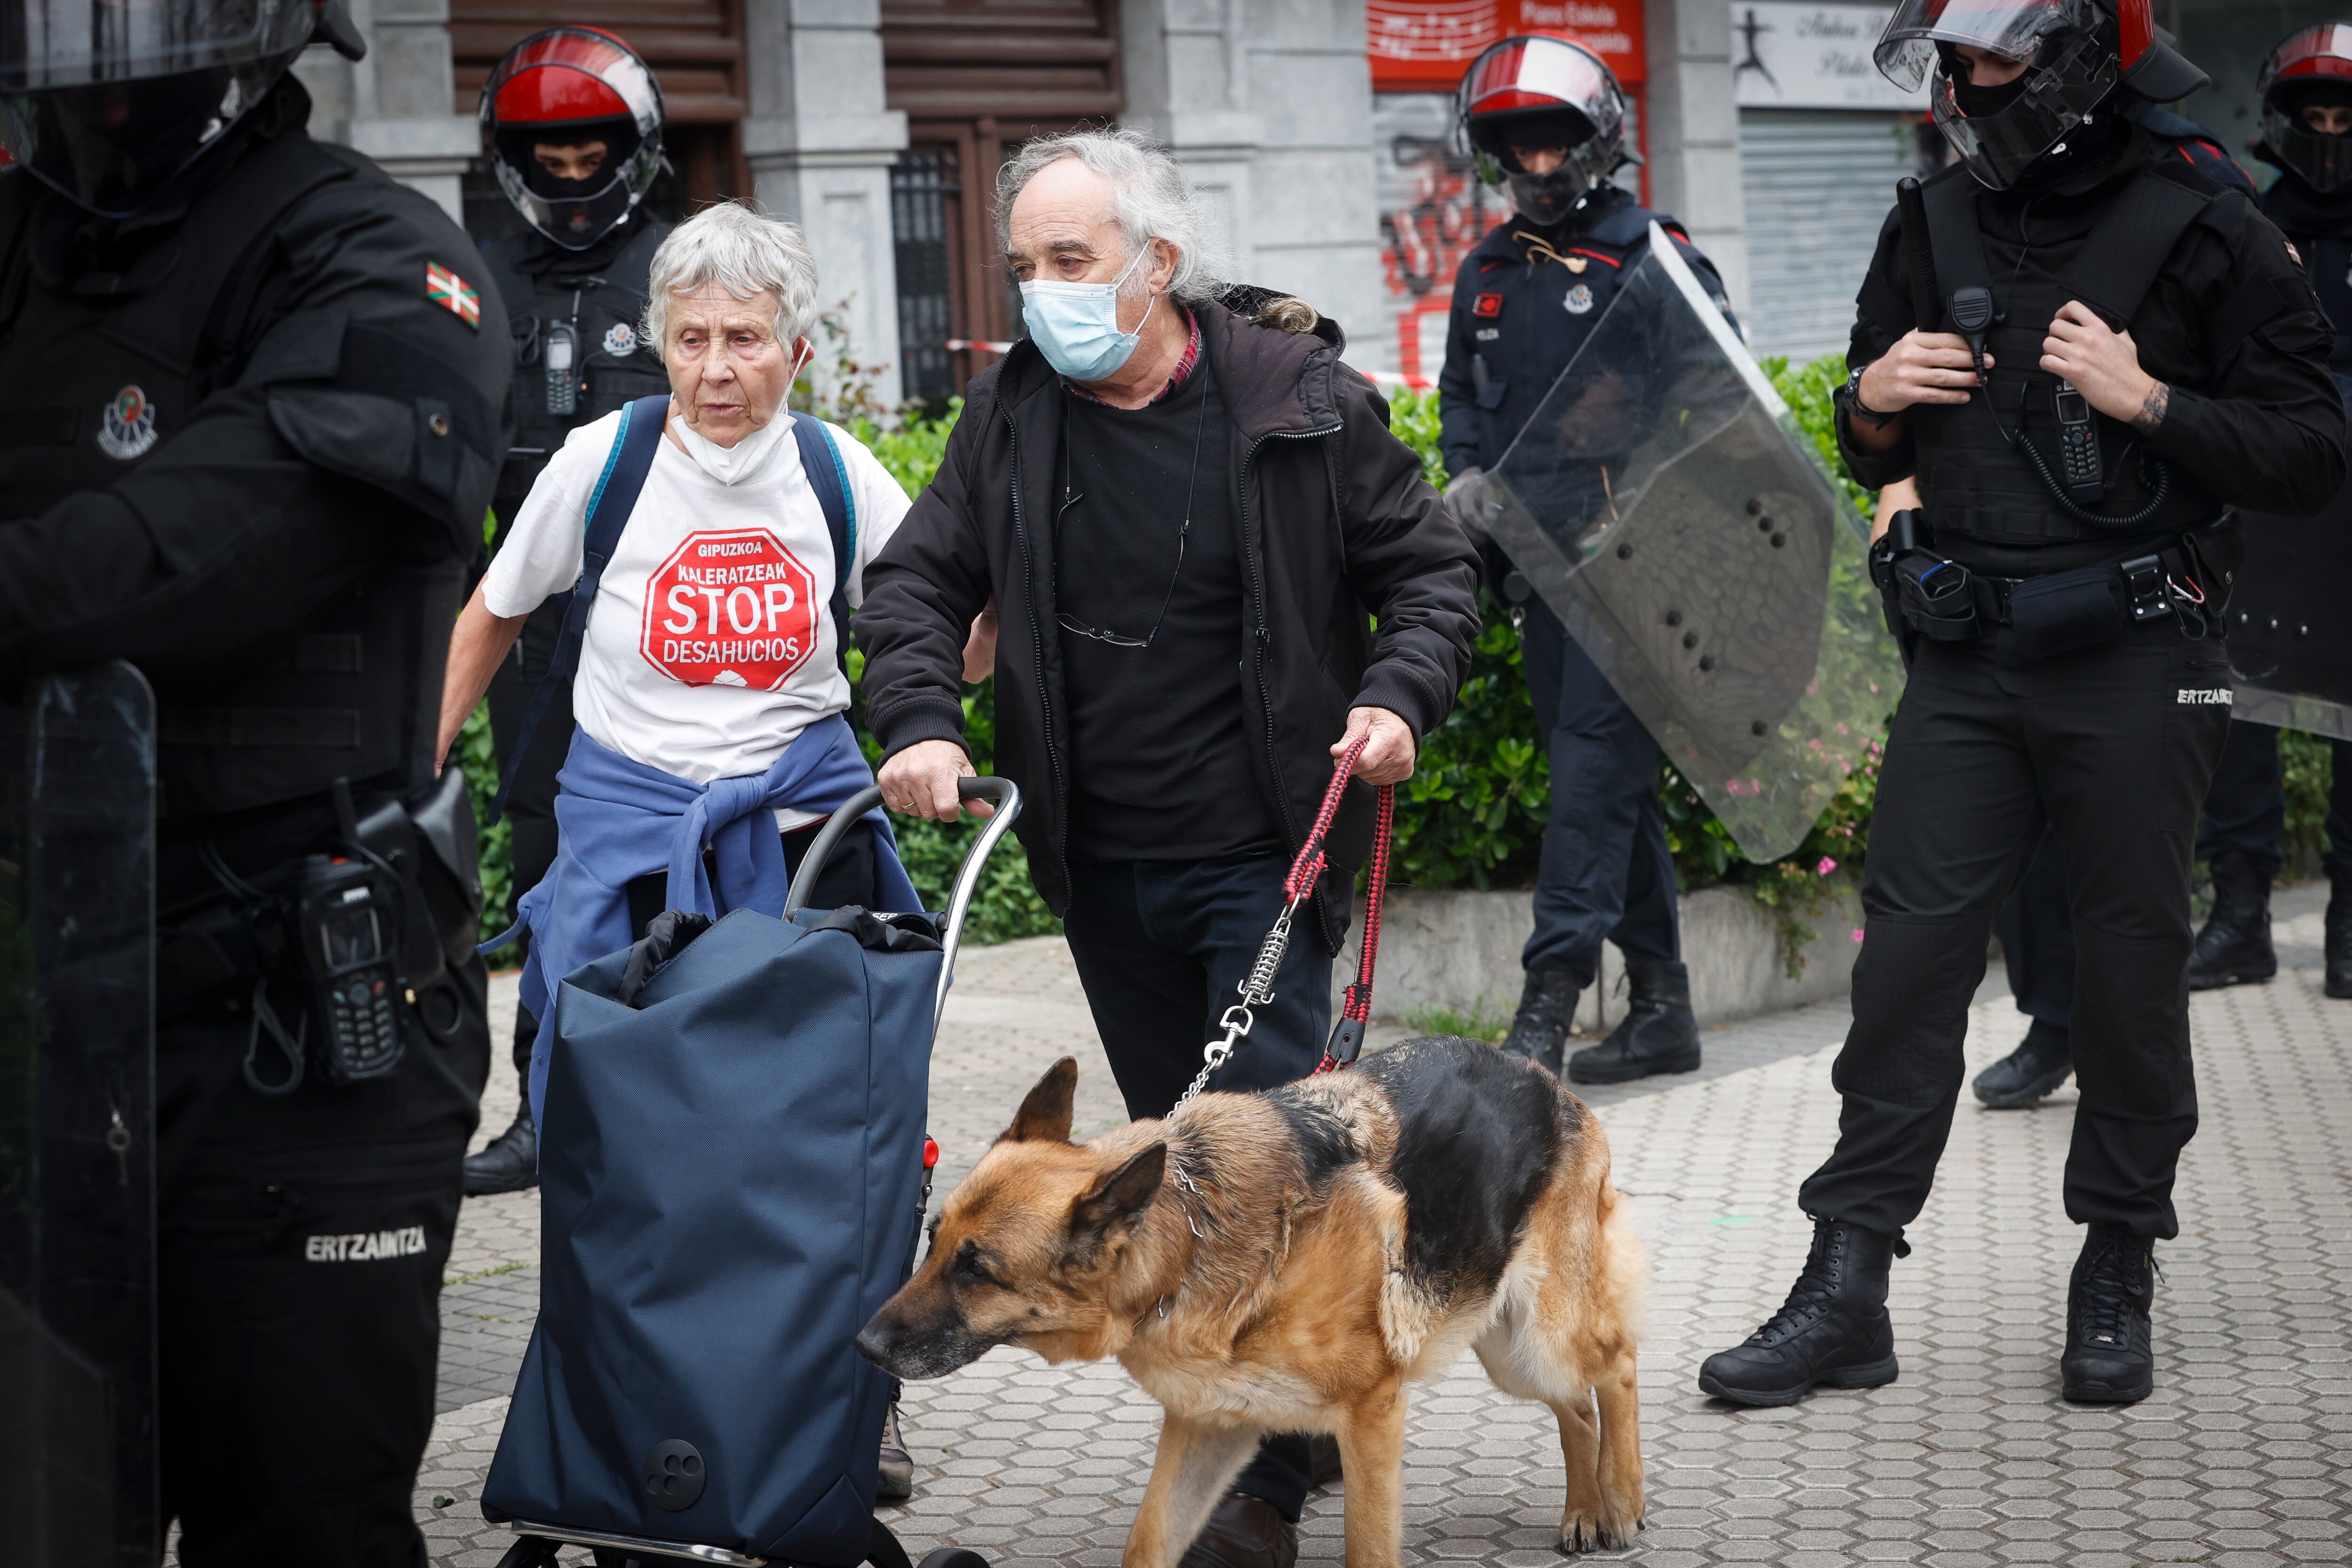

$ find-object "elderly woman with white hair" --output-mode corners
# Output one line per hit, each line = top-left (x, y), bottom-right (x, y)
(436, 199), (919, 1135)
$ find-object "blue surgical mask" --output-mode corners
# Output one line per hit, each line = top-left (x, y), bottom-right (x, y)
(1019, 247), (1156, 382)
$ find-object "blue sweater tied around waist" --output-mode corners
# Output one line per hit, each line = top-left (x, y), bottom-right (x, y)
(494, 711), (919, 1126)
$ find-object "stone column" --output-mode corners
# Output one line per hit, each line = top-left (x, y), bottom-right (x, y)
(314, 0), (477, 223)
(1120, 0), (1383, 368)
(1642, 0), (1749, 316)
(743, 0), (911, 410)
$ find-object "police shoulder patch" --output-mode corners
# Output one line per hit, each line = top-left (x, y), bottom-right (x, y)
(2287, 239), (2304, 269)
(426, 262), (482, 329)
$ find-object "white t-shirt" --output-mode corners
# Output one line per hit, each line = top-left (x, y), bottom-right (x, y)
(484, 408), (910, 828)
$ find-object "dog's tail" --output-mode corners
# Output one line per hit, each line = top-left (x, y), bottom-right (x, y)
(1595, 1173), (1651, 1347)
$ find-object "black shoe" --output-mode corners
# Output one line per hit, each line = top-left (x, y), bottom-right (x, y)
(2326, 873), (2352, 1001)
(1500, 962), (1581, 1075)
(1178, 1493), (1298, 1568)
(2062, 1223), (2156, 1404)
(875, 1399), (914, 1501)
(1697, 1218), (1904, 1407)
(1568, 956), (1701, 1084)
(1971, 1019), (2074, 1108)
(462, 1102), (539, 1196)
(2186, 852), (2277, 990)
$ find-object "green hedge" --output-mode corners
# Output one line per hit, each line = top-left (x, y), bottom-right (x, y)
(462, 358), (2336, 953)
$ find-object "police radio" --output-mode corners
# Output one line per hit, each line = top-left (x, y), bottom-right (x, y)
(2052, 379), (2104, 501)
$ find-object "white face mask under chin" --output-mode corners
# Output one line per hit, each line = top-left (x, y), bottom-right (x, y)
(670, 413), (788, 485)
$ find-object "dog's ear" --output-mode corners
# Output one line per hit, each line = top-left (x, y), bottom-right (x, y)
(1068, 1142), (1167, 1255)
(1001, 1057), (1079, 1144)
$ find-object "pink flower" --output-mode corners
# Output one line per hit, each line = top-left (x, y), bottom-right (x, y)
(1817, 857), (1837, 876)
(1851, 928), (1866, 943)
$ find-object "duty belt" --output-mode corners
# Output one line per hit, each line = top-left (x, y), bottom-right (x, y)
(1870, 509), (2220, 662)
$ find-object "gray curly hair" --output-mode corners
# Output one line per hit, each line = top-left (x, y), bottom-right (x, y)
(642, 200), (820, 348)
(995, 127), (1227, 303)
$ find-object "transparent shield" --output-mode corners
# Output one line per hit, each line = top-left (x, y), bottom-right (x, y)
(2225, 485), (2352, 744)
(1460, 226), (1906, 864)
(0, 663), (159, 1561)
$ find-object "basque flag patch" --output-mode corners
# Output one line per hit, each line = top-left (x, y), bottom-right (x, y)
(427, 262), (482, 329)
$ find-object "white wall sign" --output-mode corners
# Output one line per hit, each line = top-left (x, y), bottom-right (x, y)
(1730, 3), (1931, 111)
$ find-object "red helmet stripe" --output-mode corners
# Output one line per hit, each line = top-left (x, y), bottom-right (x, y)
(493, 64), (633, 125)
(2114, 0), (2153, 71)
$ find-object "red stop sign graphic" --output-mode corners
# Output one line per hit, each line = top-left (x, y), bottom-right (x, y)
(641, 529), (820, 691)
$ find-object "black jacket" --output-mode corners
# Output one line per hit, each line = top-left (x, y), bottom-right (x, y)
(855, 294), (1481, 938)
(1437, 186), (1732, 478)
(1836, 125), (2344, 574)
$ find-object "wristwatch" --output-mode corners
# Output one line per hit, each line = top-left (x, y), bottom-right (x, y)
(1844, 363), (1897, 427)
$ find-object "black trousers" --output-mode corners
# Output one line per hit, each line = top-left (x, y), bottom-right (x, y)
(1062, 852), (1333, 1522)
(1799, 622), (2232, 1240)
(1995, 828), (2074, 1030)
(1518, 602), (1680, 982)
(487, 599), (571, 1084)
(158, 959), (490, 1565)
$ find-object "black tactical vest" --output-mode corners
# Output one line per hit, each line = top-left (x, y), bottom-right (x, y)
(0, 131), (462, 820)
(1908, 160), (2226, 549)
(482, 218), (671, 521)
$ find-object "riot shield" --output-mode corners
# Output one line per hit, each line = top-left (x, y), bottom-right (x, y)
(0, 664), (159, 1566)
(2225, 484), (2352, 743)
(1457, 224), (1905, 864)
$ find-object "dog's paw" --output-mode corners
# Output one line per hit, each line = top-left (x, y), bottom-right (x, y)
(1555, 1510), (1643, 1555)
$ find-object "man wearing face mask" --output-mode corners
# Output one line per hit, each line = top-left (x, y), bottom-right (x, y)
(465, 26), (676, 1198)
(1696, 0), (2344, 1413)
(0, 0), (509, 1556)
(1434, 32), (1736, 1085)
(857, 128), (1478, 1568)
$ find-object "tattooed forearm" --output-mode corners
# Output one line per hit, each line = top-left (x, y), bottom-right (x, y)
(2131, 381), (2170, 434)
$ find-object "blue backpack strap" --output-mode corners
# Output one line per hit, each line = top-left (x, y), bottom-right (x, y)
(789, 413), (858, 677)
(485, 394), (669, 825)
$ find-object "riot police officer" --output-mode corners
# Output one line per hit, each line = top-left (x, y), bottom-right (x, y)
(1698, 0), (2344, 1409)
(0, 3), (508, 1558)
(1969, 110), (2259, 1110)
(1438, 32), (1733, 1085)
(465, 26), (674, 1195)
(2180, 24), (2352, 1003)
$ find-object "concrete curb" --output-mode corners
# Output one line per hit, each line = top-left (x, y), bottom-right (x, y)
(1348, 883), (1865, 1035)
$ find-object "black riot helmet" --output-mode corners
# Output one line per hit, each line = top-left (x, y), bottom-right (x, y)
(2257, 24), (2352, 195)
(1456, 33), (1634, 227)
(0, 0), (363, 215)
(480, 27), (664, 251)
(1875, 0), (2208, 191)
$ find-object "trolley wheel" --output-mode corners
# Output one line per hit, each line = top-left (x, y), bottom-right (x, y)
(493, 1539), (562, 1568)
(916, 1551), (990, 1568)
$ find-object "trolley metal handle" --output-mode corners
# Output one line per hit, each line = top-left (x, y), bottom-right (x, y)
(781, 776), (1024, 1033)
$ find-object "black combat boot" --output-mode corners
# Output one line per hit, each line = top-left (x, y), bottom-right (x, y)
(1698, 1217), (1904, 1407)
(463, 1098), (539, 1196)
(2062, 1223), (2157, 1404)
(1568, 955), (1701, 1084)
(2326, 871), (2352, 1001)
(1971, 1019), (2074, 1108)
(2186, 852), (2277, 990)
(1500, 962), (1581, 1075)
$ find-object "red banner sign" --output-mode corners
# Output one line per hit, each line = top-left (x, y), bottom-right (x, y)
(1367, 0), (1646, 92)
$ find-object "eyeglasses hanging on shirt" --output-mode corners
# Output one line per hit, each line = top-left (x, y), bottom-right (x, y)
(1052, 388), (1212, 651)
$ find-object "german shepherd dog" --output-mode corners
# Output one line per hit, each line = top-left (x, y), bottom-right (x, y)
(857, 1035), (1647, 1566)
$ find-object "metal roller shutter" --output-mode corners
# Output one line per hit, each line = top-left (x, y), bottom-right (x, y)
(1738, 108), (1914, 366)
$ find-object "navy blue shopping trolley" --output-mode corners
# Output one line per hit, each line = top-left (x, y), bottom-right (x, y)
(485, 779), (1020, 1568)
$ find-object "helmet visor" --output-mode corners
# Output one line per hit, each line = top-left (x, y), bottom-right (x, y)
(1874, 0), (2097, 93)
(1926, 26), (2116, 189)
(0, 0), (316, 90)
(0, 55), (283, 211)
